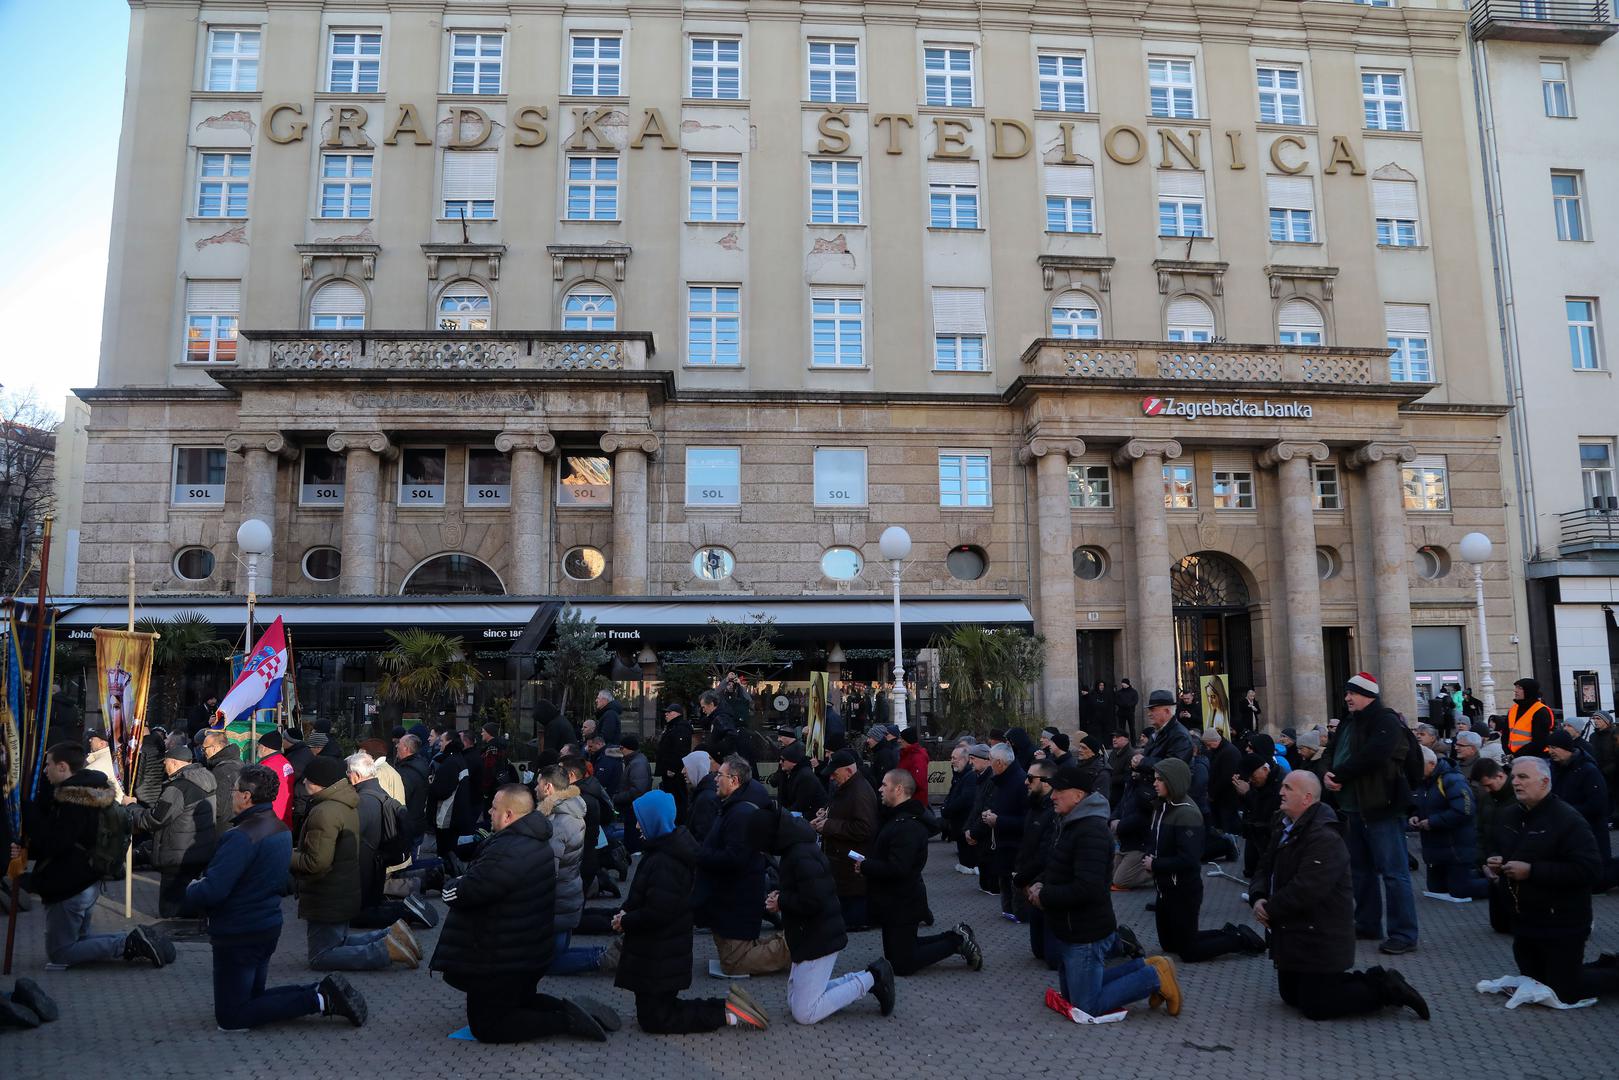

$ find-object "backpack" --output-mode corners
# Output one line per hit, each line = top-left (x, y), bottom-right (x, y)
(1394, 716), (1425, 792)
(88, 802), (133, 880)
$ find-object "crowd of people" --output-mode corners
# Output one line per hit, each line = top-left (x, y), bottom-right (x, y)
(4, 669), (1617, 1037)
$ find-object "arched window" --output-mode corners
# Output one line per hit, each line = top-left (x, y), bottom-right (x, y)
(562, 285), (616, 331)
(309, 280), (366, 330)
(1166, 296), (1215, 343)
(1277, 299), (1325, 347)
(400, 554), (506, 595)
(1051, 291), (1102, 339)
(438, 281), (491, 331)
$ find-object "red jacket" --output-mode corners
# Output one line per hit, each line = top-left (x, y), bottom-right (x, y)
(259, 751), (295, 826)
(899, 743), (931, 804)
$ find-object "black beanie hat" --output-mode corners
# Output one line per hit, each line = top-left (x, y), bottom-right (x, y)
(304, 756), (346, 788)
(258, 730), (283, 750)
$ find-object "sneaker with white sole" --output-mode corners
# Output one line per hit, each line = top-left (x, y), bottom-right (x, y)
(402, 894), (439, 928)
(318, 973), (368, 1027)
(725, 985), (770, 1029)
(124, 925), (176, 968)
(954, 864), (975, 875)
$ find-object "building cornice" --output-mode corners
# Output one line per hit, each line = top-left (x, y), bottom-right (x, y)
(73, 386), (238, 403)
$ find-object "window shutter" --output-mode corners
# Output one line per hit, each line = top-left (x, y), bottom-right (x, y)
(1211, 452), (1252, 473)
(1410, 454), (1446, 472)
(442, 151), (497, 200)
(186, 280), (240, 315)
(927, 160), (978, 185)
(811, 284), (863, 301)
(1043, 165), (1095, 198)
(1373, 179), (1419, 219)
(1156, 170), (1205, 198)
(1166, 296), (1214, 329)
(1266, 175), (1314, 210)
(932, 288), (988, 334)
(1385, 303), (1431, 334)
(311, 281), (366, 316)
(1279, 299), (1324, 332)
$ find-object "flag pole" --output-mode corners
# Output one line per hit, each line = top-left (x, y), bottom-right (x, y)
(3, 518), (53, 975)
(124, 549), (135, 918)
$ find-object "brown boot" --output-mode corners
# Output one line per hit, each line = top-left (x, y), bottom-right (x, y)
(1144, 955), (1182, 1016)
(386, 920), (421, 967)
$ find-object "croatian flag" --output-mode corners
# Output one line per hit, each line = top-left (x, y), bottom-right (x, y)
(215, 617), (288, 727)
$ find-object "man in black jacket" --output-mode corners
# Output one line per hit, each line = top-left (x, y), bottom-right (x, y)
(698, 757), (788, 976)
(428, 734), (479, 860)
(656, 704), (694, 823)
(593, 690), (623, 745)
(1134, 690), (1195, 776)
(346, 752), (435, 931)
(1146, 759), (1263, 963)
(776, 745), (828, 818)
(1485, 757), (1604, 1005)
(1013, 761), (1060, 967)
(1546, 730), (1614, 882)
(1114, 680), (1140, 739)
(1200, 728), (1243, 844)
(392, 734), (430, 852)
(428, 784), (606, 1042)
(980, 744), (1027, 918)
(940, 743), (981, 875)
(201, 731), (244, 835)
(863, 726), (900, 791)
(126, 745), (218, 917)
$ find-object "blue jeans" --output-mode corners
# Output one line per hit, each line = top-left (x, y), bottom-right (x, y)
(1344, 811), (1418, 946)
(212, 930), (320, 1029)
(1055, 933), (1159, 1016)
(44, 882), (128, 967)
(550, 930), (604, 975)
(306, 921), (390, 970)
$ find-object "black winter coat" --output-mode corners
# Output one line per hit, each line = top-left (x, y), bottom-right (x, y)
(1012, 794), (1056, 888)
(866, 739), (900, 791)
(822, 771), (879, 897)
(1248, 802), (1356, 973)
(779, 764), (828, 818)
(940, 765), (979, 838)
(24, 770), (116, 903)
(694, 789), (767, 941)
(754, 808), (847, 962)
(133, 733), (167, 807)
(543, 711), (577, 757)
(204, 744), (244, 834)
(862, 799), (936, 926)
(395, 753), (430, 839)
(1138, 720), (1195, 774)
(354, 777), (405, 910)
(657, 719), (693, 797)
(1488, 794), (1602, 940)
(130, 762), (218, 870)
(595, 701), (623, 745)
(687, 773), (720, 843)
(1205, 738), (1242, 819)
(1551, 750), (1613, 862)
(430, 811), (558, 981)
(1328, 702), (1405, 818)
(616, 826), (703, 995)
(427, 746), (479, 835)
(1038, 792), (1117, 944)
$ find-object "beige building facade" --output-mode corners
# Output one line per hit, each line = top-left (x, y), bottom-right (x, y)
(77, 0), (1525, 729)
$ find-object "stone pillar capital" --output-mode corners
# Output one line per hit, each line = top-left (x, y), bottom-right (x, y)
(1112, 438), (1182, 467)
(1258, 441), (1330, 470)
(600, 430), (660, 458)
(327, 431), (397, 459)
(1018, 436), (1087, 466)
(495, 430), (557, 455)
(1346, 442), (1416, 470)
(224, 431), (297, 460)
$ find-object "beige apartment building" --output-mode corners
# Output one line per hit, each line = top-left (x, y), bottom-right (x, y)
(73, 0), (1525, 730)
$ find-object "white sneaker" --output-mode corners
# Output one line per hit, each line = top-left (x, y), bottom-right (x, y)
(1239, 892), (1250, 903)
(954, 864), (974, 875)
(1421, 890), (1449, 901)
(971, 866), (980, 876)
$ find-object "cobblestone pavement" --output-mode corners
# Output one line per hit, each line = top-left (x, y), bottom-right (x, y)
(2, 840), (1616, 1080)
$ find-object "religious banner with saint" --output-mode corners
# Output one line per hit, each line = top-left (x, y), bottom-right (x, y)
(805, 671), (829, 761)
(92, 628), (157, 791)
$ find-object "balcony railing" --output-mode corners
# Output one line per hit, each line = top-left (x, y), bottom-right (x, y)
(1470, 0), (1616, 43)
(1559, 505), (1619, 553)
(1019, 340), (1397, 387)
(237, 330), (653, 373)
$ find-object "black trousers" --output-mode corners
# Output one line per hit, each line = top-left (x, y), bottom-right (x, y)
(1276, 968), (1389, 1020)
(880, 922), (962, 976)
(634, 991), (726, 1034)
(351, 901), (410, 929)
(157, 867), (201, 918)
(1154, 882), (1247, 963)
(954, 833), (977, 869)
(464, 975), (572, 1043)
(1242, 827), (1271, 880)
(1514, 936), (1588, 1006)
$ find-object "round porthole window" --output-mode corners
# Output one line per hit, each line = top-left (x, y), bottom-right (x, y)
(946, 545), (988, 582)
(692, 547), (735, 581)
(1072, 546), (1109, 581)
(821, 547), (863, 581)
(1316, 546), (1339, 582)
(563, 546), (606, 581)
(302, 547), (342, 582)
(1415, 545), (1450, 581)
(173, 547), (215, 582)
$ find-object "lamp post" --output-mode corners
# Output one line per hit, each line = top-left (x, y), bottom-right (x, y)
(1458, 532), (1496, 719)
(878, 526), (912, 729)
(236, 518), (273, 649)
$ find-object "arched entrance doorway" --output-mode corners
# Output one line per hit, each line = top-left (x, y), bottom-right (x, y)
(400, 553), (506, 595)
(1171, 552), (1255, 698)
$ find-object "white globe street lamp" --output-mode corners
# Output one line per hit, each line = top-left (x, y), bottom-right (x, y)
(237, 518), (273, 649)
(1458, 532), (1496, 719)
(878, 526), (913, 730)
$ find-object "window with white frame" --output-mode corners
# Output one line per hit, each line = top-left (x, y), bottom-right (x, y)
(566, 155), (618, 220)
(1386, 303), (1433, 382)
(438, 282), (491, 330)
(1044, 165), (1095, 233)
(1157, 170), (1206, 237)
(196, 152), (250, 217)
(939, 452), (992, 507)
(1374, 178), (1420, 246)
(1163, 463), (1196, 509)
(1052, 291), (1102, 338)
(808, 40), (858, 103)
(1257, 65), (1305, 125)
(1277, 299), (1325, 346)
(923, 47), (975, 107)
(811, 289), (864, 367)
(400, 448), (447, 507)
(173, 447), (227, 506)
(1357, 0), (1395, 6)
(1312, 462), (1341, 510)
(1148, 57), (1197, 119)
(932, 288), (988, 372)
(1361, 70), (1407, 131)
(570, 35), (622, 96)
(1553, 171), (1586, 241)
(205, 29), (260, 91)
(689, 38), (741, 99)
(1166, 296), (1216, 343)
(1037, 52), (1088, 112)
(810, 159), (860, 225)
(1068, 464), (1112, 508)
(184, 281), (239, 363)
(319, 153), (373, 218)
(1541, 60), (1572, 118)
(686, 447), (741, 506)
(1267, 175), (1315, 242)
(1568, 298), (1602, 370)
(1402, 456), (1449, 511)
(562, 285), (616, 331)
(814, 447), (867, 506)
(1212, 463), (1256, 510)
(688, 286), (741, 366)
(928, 161), (979, 228)
(1581, 440), (1616, 506)
(310, 280), (366, 330)
(328, 31), (381, 93)
(442, 150), (496, 219)
(449, 33), (503, 94)
(466, 448), (511, 507)
(688, 158), (740, 222)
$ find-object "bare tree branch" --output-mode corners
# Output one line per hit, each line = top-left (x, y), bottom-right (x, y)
(1, 389), (62, 593)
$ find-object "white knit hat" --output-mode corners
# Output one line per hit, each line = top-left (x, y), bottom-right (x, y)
(1346, 672), (1380, 696)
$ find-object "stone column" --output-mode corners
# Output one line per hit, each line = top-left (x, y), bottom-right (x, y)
(1348, 442), (1418, 717)
(224, 432), (294, 595)
(600, 431), (660, 596)
(1021, 436), (1087, 728)
(1113, 439), (1182, 694)
(328, 431), (395, 596)
(1259, 441), (1331, 728)
(496, 430), (557, 595)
